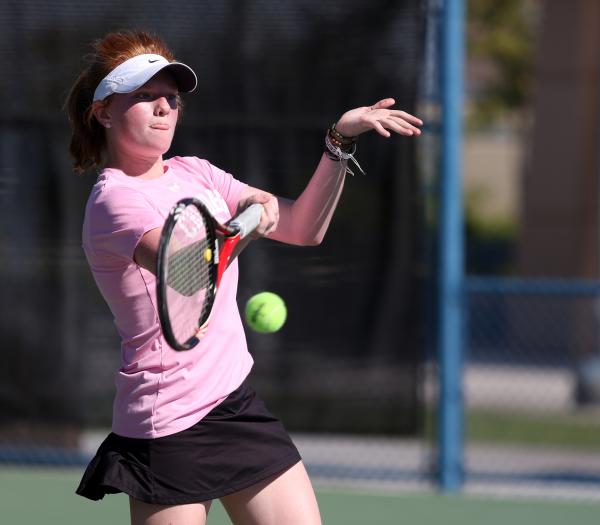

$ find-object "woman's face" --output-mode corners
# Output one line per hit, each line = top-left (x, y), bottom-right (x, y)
(101, 71), (180, 161)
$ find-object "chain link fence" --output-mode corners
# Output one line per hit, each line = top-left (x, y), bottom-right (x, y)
(464, 277), (600, 500)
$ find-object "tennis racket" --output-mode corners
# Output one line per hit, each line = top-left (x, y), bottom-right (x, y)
(156, 198), (262, 351)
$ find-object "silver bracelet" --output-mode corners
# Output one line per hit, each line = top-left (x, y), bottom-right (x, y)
(324, 133), (366, 176)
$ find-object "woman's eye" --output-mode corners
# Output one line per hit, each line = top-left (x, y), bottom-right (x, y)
(132, 92), (178, 106)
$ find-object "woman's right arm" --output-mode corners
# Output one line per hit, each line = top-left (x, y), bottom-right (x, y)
(134, 228), (161, 275)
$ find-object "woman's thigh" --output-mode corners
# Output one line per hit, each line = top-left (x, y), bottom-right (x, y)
(220, 461), (321, 525)
(129, 497), (211, 525)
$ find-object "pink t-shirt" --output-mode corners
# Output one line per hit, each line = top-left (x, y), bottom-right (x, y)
(82, 156), (253, 439)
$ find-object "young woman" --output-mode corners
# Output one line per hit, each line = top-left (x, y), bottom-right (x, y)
(66, 30), (422, 525)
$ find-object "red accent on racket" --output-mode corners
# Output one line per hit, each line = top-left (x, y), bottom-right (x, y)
(156, 198), (262, 350)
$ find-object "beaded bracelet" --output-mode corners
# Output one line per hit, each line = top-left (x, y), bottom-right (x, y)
(324, 127), (366, 176)
(330, 122), (357, 147)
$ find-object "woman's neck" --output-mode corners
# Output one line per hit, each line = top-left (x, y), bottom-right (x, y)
(105, 149), (166, 180)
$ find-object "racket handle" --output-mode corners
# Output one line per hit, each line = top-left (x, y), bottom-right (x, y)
(229, 203), (263, 238)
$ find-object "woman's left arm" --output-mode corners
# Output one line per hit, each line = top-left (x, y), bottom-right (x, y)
(238, 98), (423, 246)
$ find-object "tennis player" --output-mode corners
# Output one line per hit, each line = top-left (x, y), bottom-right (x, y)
(66, 30), (422, 525)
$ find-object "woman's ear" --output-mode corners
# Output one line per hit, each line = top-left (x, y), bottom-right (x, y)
(92, 100), (112, 129)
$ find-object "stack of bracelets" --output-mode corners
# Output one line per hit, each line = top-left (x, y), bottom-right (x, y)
(324, 123), (366, 176)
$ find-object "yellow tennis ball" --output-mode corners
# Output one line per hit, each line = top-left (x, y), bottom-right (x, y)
(244, 292), (287, 333)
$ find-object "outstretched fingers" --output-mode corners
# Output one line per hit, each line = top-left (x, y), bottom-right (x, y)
(377, 118), (414, 137)
(366, 113), (422, 137)
(363, 100), (423, 137)
(335, 99), (423, 138)
(371, 119), (391, 137)
(389, 109), (423, 125)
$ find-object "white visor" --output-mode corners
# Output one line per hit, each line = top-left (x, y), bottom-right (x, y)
(93, 53), (197, 102)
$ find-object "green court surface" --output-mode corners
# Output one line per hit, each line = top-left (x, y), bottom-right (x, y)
(1, 467), (599, 525)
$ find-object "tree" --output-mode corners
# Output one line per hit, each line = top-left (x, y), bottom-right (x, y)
(467, 0), (540, 127)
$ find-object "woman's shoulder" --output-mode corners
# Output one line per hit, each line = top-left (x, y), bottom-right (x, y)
(166, 156), (234, 182)
(85, 173), (158, 226)
(166, 156), (213, 175)
(88, 172), (143, 206)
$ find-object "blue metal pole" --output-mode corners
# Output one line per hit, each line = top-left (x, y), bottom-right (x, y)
(438, 0), (465, 491)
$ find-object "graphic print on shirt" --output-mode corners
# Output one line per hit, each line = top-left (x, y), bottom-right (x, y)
(174, 202), (207, 239)
(195, 188), (231, 223)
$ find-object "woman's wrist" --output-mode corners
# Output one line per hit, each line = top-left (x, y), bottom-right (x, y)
(324, 123), (357, 156)
(323, 123), (365, 176)
(330, 123), (357, 147)
(330, 118), (357, 138)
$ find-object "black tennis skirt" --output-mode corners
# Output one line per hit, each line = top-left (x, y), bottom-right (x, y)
(76, 379), (301, 505)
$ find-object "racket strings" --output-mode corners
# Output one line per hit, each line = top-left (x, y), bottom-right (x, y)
(167, 238), (211, 298)
(164, 207), (216, 345)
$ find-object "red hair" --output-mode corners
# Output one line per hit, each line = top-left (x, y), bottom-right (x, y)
(65, 30), (179, 174)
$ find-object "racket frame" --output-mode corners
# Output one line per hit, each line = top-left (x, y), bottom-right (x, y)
(157, 198), (263, 351)
(156, 198), (218, 351)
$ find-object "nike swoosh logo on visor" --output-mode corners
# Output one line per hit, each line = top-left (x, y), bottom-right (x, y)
(148, 59), (160, 63)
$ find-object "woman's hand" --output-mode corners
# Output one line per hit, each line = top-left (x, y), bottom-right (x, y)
(236, 187), (280, 237)
(334, 98), (422, 139)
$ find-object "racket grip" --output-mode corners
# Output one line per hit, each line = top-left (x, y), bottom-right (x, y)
(229, 203), (263, 238)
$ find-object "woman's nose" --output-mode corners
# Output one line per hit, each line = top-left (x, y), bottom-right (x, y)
(155, 96), (171, 116)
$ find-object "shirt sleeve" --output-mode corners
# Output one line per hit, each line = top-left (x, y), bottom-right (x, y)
(206, 162), (248, 215)
(84, 184), (163, 267)
(174, 156), (248, 216)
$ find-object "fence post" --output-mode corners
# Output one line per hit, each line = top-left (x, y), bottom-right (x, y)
(438, 0), (465, 492)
